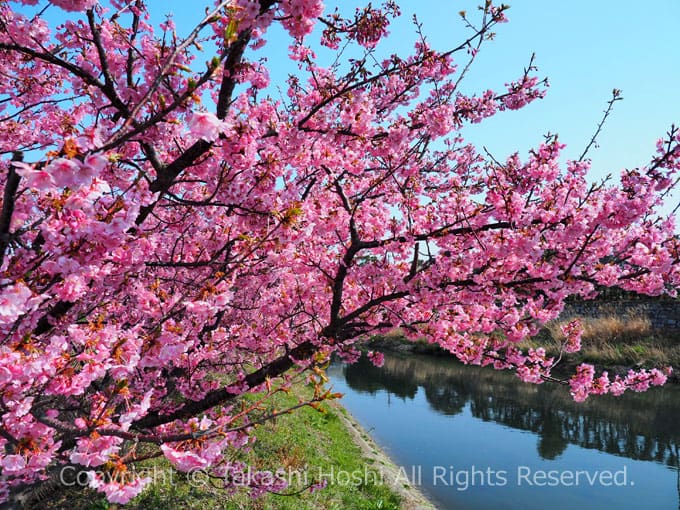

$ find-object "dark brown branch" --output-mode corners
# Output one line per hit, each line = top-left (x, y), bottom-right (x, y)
(0, 152), (23, 267)
(131, 339), (317, 430)
(0, 43), (108, 96)
(33, 300), (74, 336)
(134, 27), (258, 225)
(87, 9), (120, 102)
(562, 224), (599, 278)
(126, 1), (141, 89)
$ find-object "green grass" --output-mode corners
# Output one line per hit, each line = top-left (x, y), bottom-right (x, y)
(46, 384), (401, 510)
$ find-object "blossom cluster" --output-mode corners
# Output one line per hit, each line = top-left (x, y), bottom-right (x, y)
(0, 0), (678, 504)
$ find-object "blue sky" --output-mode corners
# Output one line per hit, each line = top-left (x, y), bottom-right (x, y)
(423, 1), (680, 181)
(32, 1), (680, 213)
(319, 0), (679, 182)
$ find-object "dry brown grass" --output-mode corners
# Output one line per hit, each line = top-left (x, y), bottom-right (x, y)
(373, 316), (680, 371)
(547, 314), (653, 348)
(521, 313), (680, 369)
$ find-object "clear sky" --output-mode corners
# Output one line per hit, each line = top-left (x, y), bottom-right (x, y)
(318, 0), (680, 183)
(33, 0), (680, 214)
(407, 0), (680, 183)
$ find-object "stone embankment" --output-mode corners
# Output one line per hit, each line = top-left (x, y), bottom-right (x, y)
(562, 298), (680, 331)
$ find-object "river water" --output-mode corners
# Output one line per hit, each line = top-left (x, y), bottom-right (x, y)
(327, 352), (680, 510)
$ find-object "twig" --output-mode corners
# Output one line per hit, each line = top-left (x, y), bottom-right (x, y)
(579, 89), (623, 162)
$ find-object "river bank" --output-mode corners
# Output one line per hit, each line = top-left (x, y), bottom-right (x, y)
(129, 382), (417, 510)
(330, 402), (437, 510)
(35, 381), (416, 510)
(328, 351), (680, 510)
(367, 314), (680, 383)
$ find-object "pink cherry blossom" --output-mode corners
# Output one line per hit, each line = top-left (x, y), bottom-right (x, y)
(161, 444), (210, 471)
(44, 158), (82, 189)
(0, 455), (26, 475)
(50, 0), (98, 12)
(560, 319), (583, 353)
(0, 282), (33, 326)
(12, 162), (54, 191)
(188, 111), (225, 142)
(367, 350), (385, 367)
(88, 472), (152, 504)
(0, 0), (678, 504)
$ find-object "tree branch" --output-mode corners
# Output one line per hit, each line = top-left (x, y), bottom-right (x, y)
(0, 152), (23, 268)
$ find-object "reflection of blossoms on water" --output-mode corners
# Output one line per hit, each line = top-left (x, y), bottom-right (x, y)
(338, 352), (680, 466)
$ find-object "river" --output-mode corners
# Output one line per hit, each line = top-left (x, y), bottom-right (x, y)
(327, 352), (680, 510)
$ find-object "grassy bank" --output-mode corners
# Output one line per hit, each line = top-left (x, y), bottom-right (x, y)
(44, 384), (403, 510)
(518, 314), (680, 372)
(369, 314), (680, 376)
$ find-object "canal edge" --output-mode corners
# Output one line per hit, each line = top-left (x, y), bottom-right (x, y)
(330, 401), (439, 510)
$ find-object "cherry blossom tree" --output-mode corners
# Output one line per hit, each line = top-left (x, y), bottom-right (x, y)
(0, 0), (679, 504)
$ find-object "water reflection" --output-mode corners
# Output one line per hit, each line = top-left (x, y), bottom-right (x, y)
(341, 352), (680, 466)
